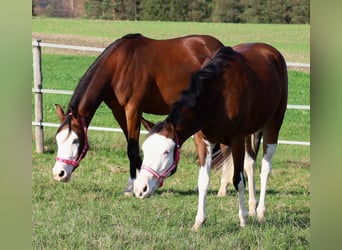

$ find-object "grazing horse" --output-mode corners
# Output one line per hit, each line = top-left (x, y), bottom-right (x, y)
(52, 33), (223, 193)
(134, 43), (288, 230)
(142, 116), (263, 217)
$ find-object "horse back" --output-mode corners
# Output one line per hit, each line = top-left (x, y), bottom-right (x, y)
(107, 34), (223, 113)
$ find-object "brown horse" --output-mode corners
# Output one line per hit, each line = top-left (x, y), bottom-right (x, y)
(52, 34), (223, 193)
(134, 43), (288, 230)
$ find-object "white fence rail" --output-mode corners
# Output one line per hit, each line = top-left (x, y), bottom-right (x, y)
(32, 41), (310, 153)
(32, 41), (311, 69)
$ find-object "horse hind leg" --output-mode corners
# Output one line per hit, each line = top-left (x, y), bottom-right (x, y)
(218, 147), (257, 214)
(257, 133), (277, 222)
(216, 145), (233, 197)
(217, 133), (261, 218)
(244, 132), (262, 217)
(217, 157), (233, 197)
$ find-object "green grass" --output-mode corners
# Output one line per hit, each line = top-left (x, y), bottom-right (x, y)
(33, 135), (309, 249)
(32, 19), (310, 249)
(32, 17), (310, 63)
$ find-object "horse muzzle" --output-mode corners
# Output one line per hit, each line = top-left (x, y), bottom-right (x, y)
(52, 163), (73, 182)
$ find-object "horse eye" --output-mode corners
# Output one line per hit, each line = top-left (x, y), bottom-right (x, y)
(163, 150), (170, 155)
(72, 138), (80, 144)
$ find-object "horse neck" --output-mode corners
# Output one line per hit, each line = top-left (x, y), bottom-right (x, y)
(70, 69), (111, 126)
(168, 112), (202, 147)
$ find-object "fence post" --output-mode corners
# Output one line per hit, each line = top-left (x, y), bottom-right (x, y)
(33, 40), (44, 153)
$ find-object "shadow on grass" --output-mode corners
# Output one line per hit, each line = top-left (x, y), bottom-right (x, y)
(154, 187), (309, 197)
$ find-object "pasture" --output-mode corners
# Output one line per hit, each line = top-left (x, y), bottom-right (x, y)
(32, 18), (310, 249)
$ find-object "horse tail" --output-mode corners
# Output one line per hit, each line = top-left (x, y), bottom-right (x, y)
(248, 130), (262, 160)
(211, 131), (262, 172)
(211, 144), (232, 171)
(212, 144), (234, 186)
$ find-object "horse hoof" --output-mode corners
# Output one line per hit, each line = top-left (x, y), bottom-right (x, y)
(248, 210), (257, 217)
(122, 189), (133, 197)
(217, 190), (227, 197)
(257, 215), (265, 222)
(191, 223), (201, 231)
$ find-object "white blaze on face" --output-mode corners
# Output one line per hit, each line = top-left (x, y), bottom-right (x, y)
(134, 133), (175, 198)
(52, 128), (80, 182)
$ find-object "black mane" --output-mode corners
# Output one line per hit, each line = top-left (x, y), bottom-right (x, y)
(67, 33), (144, 113)
(121, 33), (142, 39)
(149, 121), (168, 135)
(166, 46), (234, 125)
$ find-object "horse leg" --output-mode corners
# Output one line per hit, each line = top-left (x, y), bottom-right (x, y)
(217, 145), (233, 197)
(257, 138), (276, 222)
(192, 134), (212, 231)
(232, 136), (248, 227)
(244, 133), (261, 217)
(108, 102), (141, 195)
(124, 107), (143, 194)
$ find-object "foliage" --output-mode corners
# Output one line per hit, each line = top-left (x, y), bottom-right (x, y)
(33, 0), (310, 24)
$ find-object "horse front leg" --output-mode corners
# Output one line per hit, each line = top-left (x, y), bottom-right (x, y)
(192, 136), (212, 231)
(123, 109), (142, 196)
(232, 137), (248, 227)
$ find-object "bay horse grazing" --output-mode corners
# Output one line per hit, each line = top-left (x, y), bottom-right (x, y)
(134, 43), (288, 230)
(52, 34), (223, 192)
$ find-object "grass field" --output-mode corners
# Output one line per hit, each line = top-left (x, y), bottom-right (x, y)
(32, 18), (310, 249)
(32, 17), (310, 63)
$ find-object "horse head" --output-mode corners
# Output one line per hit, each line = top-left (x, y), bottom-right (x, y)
(134, 121), (180, 198)
(52, 104), (89, 182)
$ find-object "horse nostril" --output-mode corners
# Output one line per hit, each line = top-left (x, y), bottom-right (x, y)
(143, 185), (147, 193)
(58, 170), (65, 178)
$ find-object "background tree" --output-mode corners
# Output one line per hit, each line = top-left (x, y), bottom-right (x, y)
(32, 0), (310, 24)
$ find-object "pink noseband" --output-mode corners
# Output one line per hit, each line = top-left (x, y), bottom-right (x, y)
(141, 134), (181, 188)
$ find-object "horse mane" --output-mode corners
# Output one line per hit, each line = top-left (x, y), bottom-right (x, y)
(167, 46), (234, 125)
(149, 121), (168, 135)
(56, 114), (71, 132)
(67, 33), (144, 114)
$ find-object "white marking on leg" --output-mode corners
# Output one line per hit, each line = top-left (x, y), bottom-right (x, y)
(123, 176), (135, 196)
(237, 171), (248, 227)
(217, 154), (233, 197)
(192, 140), (212, 231)
(244, 152), (257, 216)
(257, 143), (276, 221)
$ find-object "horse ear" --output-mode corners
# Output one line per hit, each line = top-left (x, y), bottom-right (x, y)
(55, 104), (66, 122)
(69, 106), (78, 119)
(165, 122), (176, 136)
(141, 117), (155, 131)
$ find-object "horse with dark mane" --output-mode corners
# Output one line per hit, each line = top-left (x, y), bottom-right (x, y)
(52, 34), (223, 193)
(134, 43), (288, 230)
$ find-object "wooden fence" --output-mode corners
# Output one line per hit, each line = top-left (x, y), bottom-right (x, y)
(32, 41), (310, 153)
